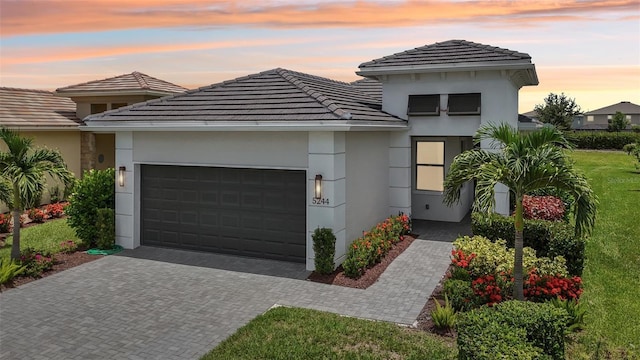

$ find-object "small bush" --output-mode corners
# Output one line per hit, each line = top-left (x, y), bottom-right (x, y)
(19, 248), (54, 278)
(431, 294), (456, 331)
(312, 227), (336, 275)
(524, 269), (583, 302)
(472, 212), (585, 276)
(27, 208), (46, 223)
(49, 185), (61, 203)
(66, 168), (115, 247)
(449, 266), (471, 281)
(566, 131), (640, 150)
(0, 258), (25, 288)
(632, 125), (640, 133)
(457, 300), (568, 360)
(58, 240), (78, 254)
(550, 298), (586, 333)
(45, 203), (65, 219)
(0, 213), (11, 233)
(342, 214), (410, 278)
(443, 279), (474, 311)
(95, 208), (115, 250)
(523, 195), (565, 221)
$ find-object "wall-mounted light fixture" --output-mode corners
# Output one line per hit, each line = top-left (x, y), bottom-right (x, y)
(118, 166), (126, 187)
(314, 174), (322, 199)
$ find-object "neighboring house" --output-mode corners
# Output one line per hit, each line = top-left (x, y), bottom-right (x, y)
(0, 88), (82, 205)
(580, 101), (640, 130)
(521, 109), (584, 129)
(84, 40), (539, 270)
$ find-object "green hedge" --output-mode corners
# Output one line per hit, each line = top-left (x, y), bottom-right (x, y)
(312, 227), (336, 275)
(457, 300), (568, 360)
(471, 212), (585, 276)
(566, 131), (640, 150)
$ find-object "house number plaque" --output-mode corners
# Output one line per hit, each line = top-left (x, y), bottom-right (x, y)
(312, 198), (330, 205)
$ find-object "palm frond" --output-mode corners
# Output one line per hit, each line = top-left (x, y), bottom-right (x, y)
(444, 149), (499, 205)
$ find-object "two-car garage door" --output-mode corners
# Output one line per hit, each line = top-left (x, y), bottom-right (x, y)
(141, 165), (307, 263)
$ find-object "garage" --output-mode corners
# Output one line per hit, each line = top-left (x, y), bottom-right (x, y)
(141, 164), (307, 263)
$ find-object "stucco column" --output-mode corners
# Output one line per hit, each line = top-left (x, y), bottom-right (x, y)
(307, 131), (346, 271)
(388, 131), (411, 216)
(114, 131), (136, 249)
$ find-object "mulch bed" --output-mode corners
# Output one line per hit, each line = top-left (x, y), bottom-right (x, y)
(307, 235), (417, 289)
(1, 250), (103, 292)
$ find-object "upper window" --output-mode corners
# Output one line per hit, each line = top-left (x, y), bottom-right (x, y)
(626, 115), (632, 121)
(415, 141), (445, 192)
(587, 115), (594, 122)
(111, 103), (128, 110)
(607, 115), (613, 120)
(448, 93), (481, 115)
(90, 103), (107, 114)
(408, 95), (440, 116)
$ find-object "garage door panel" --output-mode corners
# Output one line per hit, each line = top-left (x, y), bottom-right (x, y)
(141, 165), (306, 262)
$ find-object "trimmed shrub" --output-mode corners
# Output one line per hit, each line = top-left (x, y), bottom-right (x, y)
(524, 269), (583, 301)
(65, 168), (115, 247)
(443, 279), (474, 311)
(95, 208), (115, 250)
(457, 300), (568, 360)
(342, 213), (410, 278)
(312, 227), (336, 275)
(19, 248), (54, 278)
(566, 131), (640, 150)
(472, 212), (585, 276)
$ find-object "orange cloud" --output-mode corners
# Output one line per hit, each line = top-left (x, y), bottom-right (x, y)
(1, 0), (637, 37)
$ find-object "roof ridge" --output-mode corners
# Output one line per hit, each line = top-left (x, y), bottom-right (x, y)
(0, 87), (54, 94)
(132, 71), (150, 89)
(276, 68), (352, 120)
(56, 72), (132, 92)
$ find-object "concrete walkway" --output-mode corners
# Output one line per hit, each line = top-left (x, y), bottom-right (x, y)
(0, 228), (463, 360)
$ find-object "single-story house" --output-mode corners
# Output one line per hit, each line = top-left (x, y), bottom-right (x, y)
(84, 40), (539, 270)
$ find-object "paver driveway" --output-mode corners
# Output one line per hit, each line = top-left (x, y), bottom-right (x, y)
(0, 239), (452, 360)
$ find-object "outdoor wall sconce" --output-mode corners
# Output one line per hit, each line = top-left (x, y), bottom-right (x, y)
(118, 166), (126, 187)
(314, 174), (323, 199)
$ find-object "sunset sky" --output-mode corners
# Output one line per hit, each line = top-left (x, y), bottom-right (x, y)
(1, 0), (639, 112)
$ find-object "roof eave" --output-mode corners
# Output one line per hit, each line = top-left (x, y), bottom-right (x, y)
(54, 89), (181, 98)
(358, 60), (534, 74)
(82, 120), (408, 132)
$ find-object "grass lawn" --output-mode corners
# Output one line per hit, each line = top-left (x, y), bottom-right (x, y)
(0, 219), (80, 261)
(568, 150), (640, 358)
(201, 307), (456, 360)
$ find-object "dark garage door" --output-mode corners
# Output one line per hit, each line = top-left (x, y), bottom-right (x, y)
(141, 165), (307, 263)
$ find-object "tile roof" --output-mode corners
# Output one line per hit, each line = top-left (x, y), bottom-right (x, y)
(0, 88), (80, 128)
(584, 101), (640, 115)
(359, 40), (532, 69)
(56, 72), (188, 95)
(350, 78), (382, 102)
(87, 68), (403, 125)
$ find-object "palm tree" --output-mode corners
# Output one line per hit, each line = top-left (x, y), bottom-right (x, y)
(0, 128), (74, 260)
(444, 123), (597, 300)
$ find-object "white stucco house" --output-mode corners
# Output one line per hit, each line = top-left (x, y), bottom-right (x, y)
(84, 40), (538, 270)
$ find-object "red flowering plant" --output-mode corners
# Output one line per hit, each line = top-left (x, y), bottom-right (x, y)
(0, 213), (11, 233)
(524, 269), (583, 302)
(27, 208), (46, 223)
(522, 195), (565, 221)
(20, 248), (55, 278)
(471, 272), (514, 307)
(59, 240), (78, 254)
(45, 203), (65, 219)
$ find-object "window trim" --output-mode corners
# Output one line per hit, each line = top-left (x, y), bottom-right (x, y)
(414, 140), (445, 192)
(447, 93), (481, 116)
(407, 94), (440, 116)
(90, 103), (108, 115)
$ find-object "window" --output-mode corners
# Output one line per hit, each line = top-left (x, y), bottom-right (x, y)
(607, 115), (613, 120)
(447, 93), (481, 115)
(90, 103), (107, 114)
(111, 103), (128, 110)
(416, 141), (445, 191)
(626, 115), (632, 121)
(407, 95), (440, 116)
(587, 115), (594, 122)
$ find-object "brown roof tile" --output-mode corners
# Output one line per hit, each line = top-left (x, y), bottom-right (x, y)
(56, 72), (187, 95)
(87, 69), (402, 125)
(0, 88), (80, 128)
(359, 40), (532, 69)
(350, 78), (382, 102)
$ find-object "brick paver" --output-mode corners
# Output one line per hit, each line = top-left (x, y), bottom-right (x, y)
(0, 238), (453, 360)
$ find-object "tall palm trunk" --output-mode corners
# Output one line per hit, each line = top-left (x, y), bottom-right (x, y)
(513, 195), (525, 300)
(10, 185), (22, 261)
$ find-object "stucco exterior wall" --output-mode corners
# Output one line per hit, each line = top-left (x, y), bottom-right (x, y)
(75, 95), (158, 119)
(345, 132), (390, 250)
(94, 134), (115, 170)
